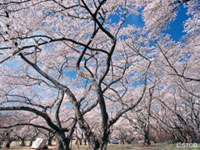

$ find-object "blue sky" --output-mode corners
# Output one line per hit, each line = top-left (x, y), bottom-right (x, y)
(108, 9), (144, 28)
(109, 5), (188, 42)
(163, 5), (188, 41)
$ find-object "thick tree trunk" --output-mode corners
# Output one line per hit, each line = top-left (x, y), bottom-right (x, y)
(85, 132), (102, 150)
(99, 134), (109, 150)
(56, 137), (64, 150)
(78, 119), (100, 150)
(87, 138), (100, 150)
(56, 134), (71, 150)
(87, 86), (110, 150)
(87, 139), (109, 150)
(100, 141), (108, 150)
(88, 132), (109, 150)
(63, 140), (71, 150)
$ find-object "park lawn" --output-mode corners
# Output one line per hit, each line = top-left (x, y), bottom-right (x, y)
(2, 143), (200, 150)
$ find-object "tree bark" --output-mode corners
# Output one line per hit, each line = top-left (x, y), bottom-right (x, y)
(56, 137), (64, 150)
(56, 133), (71, 150)
(20, 137), (26, 146)
(48, 136), (54, 146)
(84, 139), (87, 145)
(87, 135), (100, 150)
(5, 139), (11, 148)
(100, 140), (108, 150)
(99, 131), (110, 150)
(29, 140), (33, 147)
(144, 131), (151, 146)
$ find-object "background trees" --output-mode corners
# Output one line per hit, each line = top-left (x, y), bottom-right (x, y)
(0, 0), (199, 150)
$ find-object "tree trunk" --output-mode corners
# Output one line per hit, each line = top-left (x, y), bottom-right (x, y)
(29, 140), (33, 147)
(20, 137), (26, 146)
(88, 140), (100, 150)
(75, 136), (82, 146)
(188, 130), (198, 143)
(99, 134), (110, 150)
(29, 130), (39, 147)
(78, 120), (100, 150)
(100, 141), (108, 150)
(56, 134), (71, 150)
(56, 137), (64, 150)
(79, 138), (82, 145)
(84, 139), (87, 145)
(144, 132), (151, 146)
(0, 140), (2, 148)
(48, 136), (53, 146)
(5, 139), (11, 148)
(87, 135), (100, 150)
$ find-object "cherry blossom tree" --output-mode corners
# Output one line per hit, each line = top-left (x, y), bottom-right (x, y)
(0, 1), (151, 150)
(0, 0), (199, 150)
(0, 112), (24, 148)
(112, 117), (136, 144)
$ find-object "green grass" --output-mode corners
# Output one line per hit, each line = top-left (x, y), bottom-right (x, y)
(71, 143), (200, 150)
(1, 142), (200, 150)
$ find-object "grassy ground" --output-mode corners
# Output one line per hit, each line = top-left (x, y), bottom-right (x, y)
(1, 143), (200, 150)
